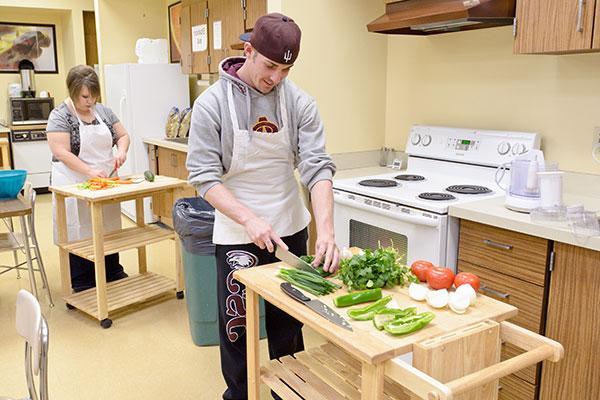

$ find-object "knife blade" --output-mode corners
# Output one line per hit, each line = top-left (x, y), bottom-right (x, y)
(275, 246), (317, 274)
(280, 282), (353, 331)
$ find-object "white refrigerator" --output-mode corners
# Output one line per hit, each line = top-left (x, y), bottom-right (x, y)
(104, 63), (189, 223)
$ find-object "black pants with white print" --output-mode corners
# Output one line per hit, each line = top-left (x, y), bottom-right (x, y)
(216, 227), (308, 400)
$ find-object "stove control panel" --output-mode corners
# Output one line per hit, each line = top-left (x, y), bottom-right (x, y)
(406, 125), (541, 168)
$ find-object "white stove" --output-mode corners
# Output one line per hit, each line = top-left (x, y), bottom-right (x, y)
(333, 125), (540, 271)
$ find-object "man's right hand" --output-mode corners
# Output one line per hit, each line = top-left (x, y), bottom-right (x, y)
(244, 216), (288, 253)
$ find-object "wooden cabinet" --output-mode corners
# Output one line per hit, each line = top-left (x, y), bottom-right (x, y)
(149, 146), (196, 227)
(458, 220), (551, 399)
(514, 0), (600, 54)
(539, 242), (600, 400)
(179, 0), (265, 74)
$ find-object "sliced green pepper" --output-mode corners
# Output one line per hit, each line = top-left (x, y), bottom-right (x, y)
(333, 288), (382, 308)
(372, 307), (417, 330)
(384, 312), (435, 336)
(347, 295), (392, 321)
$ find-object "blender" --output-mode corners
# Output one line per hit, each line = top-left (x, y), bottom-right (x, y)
(495, 149), (545, 212)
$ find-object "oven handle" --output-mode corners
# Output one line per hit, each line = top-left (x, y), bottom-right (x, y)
(334, 195), (440, 227)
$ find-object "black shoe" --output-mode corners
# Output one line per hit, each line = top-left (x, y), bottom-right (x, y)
(107, 270), (129, 282)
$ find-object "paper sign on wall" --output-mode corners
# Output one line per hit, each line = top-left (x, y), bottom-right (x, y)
(213, 21), (222, 50)
(192, 24), (207, 52)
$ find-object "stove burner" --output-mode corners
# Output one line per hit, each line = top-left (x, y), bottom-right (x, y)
(446, 185), (492, 194)
(394, 174), (425, 181)
(418, 192), (456, 201)
(358, 179), (398, 188)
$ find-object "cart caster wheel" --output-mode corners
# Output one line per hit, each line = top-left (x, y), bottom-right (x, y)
(100, 319), (113, 329)
(66, 303), (75, 310)
(176, 291), (184, 299)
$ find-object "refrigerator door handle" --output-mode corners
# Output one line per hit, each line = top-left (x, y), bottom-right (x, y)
(119, 92), (127, 127)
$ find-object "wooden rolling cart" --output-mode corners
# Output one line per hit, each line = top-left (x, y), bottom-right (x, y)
(50, 175), (187, 328)
(234, 262), (563, 400)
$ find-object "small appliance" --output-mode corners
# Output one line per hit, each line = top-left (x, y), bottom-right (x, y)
(496, 149), (545, 212)
(18, 59), (36, 98)
(9, 97), (54, 125)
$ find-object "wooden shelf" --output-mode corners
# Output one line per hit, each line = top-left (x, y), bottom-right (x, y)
(61, 225), (175, 261)
(63, 272), (175, 316)
(261, 343), (411, 400)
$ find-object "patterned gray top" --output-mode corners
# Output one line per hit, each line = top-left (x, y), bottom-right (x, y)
(46, 102), (120, 162)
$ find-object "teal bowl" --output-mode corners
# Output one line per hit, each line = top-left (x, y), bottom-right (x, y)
(0, 170), (27, 200)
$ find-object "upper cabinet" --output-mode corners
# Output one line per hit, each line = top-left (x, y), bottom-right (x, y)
(179, 0), (266, 74)
(514, 0), (600, 54)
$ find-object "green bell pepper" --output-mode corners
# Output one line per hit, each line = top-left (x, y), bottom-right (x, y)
(384, 312), (435, 336)
(333, 288), (382, 308)
(347, 295), (392, 321)
(372, 307), (417, 330)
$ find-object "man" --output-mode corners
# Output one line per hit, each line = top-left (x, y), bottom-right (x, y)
(187, 12), (339, 399)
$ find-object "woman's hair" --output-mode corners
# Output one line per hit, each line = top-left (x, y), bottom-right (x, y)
(66, 65), (101, 100)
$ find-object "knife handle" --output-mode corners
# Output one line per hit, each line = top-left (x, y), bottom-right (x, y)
(280, 282), (310, 303)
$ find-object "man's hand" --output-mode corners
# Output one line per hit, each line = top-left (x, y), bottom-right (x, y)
(244, 216), (288, 253)
(312, 234), (339, 273)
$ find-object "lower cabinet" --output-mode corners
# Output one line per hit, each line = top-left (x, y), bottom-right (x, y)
(150, 145), (196, 227)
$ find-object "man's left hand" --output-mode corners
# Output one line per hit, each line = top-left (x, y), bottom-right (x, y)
(312, 235), (339, 273)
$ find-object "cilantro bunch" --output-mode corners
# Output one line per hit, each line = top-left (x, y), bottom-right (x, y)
(338, 246), (418, 291)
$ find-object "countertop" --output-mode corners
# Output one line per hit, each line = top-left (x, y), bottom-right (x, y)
(143, 137), (188, 152)
(0, 125), (10, 134)
(449, 195), (600, 252)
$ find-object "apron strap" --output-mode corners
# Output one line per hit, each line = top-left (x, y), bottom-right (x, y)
(226, 82), (241, 132)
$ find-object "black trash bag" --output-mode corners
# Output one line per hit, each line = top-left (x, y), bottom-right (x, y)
(172, 197), (215, 256)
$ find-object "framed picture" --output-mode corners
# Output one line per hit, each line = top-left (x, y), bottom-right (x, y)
(168, 2), (182, 63)
(0, 22), (58, 73)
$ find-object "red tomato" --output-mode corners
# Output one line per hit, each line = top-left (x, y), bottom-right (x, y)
(454, 272), (481, 292)
(426, 266), (455, 290)
(411, 260), (434, 282)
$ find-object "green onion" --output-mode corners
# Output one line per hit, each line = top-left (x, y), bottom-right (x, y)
(278, 268), (340, 296)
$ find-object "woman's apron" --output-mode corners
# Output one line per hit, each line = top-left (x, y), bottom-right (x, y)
(212, 82), (311, 245)
(52, 104), (122, 243)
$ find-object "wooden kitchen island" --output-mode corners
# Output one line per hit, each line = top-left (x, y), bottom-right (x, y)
(234, 262), (563, 400)
(50, 175), (187, 328)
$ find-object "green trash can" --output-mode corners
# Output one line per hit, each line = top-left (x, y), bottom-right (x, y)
(174, 197), (267, 346)
(182, 249), (267, 346)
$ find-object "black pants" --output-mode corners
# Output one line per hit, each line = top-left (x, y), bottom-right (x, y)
(215, 228), (308, 400)
(69, 253), (128, 292)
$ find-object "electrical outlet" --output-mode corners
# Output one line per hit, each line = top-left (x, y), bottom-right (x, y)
(594, 127), (600, 147)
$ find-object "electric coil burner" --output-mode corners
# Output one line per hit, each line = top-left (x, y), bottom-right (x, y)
(394, 174), (425, 181)
(446, 185), (492, 194)
(418, 192), (456, 201)
(358, 179), (398, 187)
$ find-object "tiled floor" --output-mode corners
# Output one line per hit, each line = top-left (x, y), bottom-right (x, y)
(0, 193), (323, 399)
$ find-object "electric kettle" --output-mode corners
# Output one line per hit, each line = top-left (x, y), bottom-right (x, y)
(495, 149), (545, 212)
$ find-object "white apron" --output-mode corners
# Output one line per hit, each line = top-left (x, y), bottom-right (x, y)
(52, 103), (122, 243)
(212, 82), (311, 244)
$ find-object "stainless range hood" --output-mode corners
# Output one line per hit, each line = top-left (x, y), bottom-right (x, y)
(368, 0), (515, 35)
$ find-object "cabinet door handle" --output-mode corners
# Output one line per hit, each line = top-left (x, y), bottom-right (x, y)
(170, 153), (178, 168)
(576, 0), (585, 33)
(480, 285), (510, 300)
(483, 239), (513, 251)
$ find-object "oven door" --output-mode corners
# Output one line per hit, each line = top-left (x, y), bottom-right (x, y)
(334, 190), (454, 270)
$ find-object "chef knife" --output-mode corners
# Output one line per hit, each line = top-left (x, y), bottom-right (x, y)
(275, 246), (317, 274)
(280, 282), (353, 331)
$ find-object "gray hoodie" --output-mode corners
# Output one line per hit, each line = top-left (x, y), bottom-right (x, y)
(186, 57), (336, 197)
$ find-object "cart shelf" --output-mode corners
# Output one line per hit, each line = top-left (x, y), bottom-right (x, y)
(60, 224), (175, 260)
(63, 272), (175, 317)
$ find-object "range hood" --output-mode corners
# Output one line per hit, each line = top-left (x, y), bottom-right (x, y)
(368, 0), (515, 35)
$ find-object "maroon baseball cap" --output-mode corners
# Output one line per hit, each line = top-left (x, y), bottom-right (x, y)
(239, 13), (301, 65)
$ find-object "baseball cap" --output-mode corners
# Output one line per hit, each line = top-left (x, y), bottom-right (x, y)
(239, 13), (301, 65)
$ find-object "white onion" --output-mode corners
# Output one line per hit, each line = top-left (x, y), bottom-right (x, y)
(426, 288), (449, 309)
(455, 284), (477, 306)
(408, 283), (428, 301)
(449, 292), (470, 314)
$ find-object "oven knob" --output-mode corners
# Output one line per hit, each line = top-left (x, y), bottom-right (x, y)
(411, 133), (421, 145)
(497, 141), (511, 155)
(421, 134), (432, 146)
(512, 143), (526, 155)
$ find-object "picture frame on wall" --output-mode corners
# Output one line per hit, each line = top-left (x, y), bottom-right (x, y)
(168, 2), (182, 63)
(0, 22), (58, 73)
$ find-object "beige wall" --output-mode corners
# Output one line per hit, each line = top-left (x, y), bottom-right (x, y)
(281, 0), (388, 154)
(386, 26), (600, 174)
(0, 0), (93, 123)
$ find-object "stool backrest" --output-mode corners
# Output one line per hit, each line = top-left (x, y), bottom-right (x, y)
(16, 289), (42, 375)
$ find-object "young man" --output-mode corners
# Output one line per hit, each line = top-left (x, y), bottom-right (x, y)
(187, 13), (339, 399)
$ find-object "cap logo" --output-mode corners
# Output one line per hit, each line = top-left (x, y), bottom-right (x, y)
(283, 50), (293, 63)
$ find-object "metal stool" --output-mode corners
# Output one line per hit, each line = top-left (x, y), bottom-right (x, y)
(0, 182), (54, 306)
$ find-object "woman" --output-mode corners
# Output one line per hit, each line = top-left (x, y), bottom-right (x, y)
(47, 65), (130, 292)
